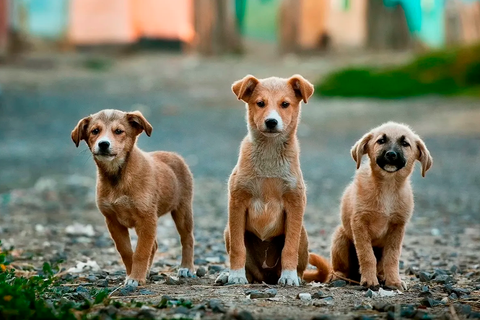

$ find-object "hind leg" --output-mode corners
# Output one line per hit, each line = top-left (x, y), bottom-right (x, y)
(171, 204), (195, 277)
(331, 226), (352, 281)
(148, 239), (158, 272)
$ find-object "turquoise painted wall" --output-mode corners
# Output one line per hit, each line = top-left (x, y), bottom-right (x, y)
(11, 0), (69, 40)
(384, 0), (445, 48)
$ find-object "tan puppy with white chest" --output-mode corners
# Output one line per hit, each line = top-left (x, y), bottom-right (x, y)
(329, 122), (432, 290)
(221, 75), (314, 286)
(71, 109), (195, 288)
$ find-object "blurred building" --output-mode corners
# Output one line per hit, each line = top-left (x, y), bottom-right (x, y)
(0, 0), (479, 56)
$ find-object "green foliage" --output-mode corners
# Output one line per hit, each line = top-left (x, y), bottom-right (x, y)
(316, 44), (480, 98)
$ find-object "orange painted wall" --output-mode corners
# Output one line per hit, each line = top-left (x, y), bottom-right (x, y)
(69, 0), (194, 45)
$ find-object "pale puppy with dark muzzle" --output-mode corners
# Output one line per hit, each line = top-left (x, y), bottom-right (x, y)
(329, 121), (433, 290)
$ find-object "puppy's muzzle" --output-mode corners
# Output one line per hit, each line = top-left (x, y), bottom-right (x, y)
(376, 149), (406, 172)
(98, 141), (110, 152)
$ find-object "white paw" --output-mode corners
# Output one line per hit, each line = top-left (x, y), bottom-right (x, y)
(278, 269), (300, 286)
(178, 268), (194, 278)
(401, 280), (408, 291)
(124, 278), (139, 289)
(227, 268), (248, 285)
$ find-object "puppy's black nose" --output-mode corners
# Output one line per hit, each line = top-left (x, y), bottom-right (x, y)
(265, 118), (278, 129)
(385, 151), (397, 161)
(98, 141), (110, 150)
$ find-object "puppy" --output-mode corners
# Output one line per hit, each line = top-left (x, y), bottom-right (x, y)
(220, 75), (314, 286)
(328, 122), (432, 290)
(71, 109), (195, 287)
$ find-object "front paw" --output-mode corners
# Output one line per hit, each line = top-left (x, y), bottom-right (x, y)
(178, 268), (195, 278)
(385, 277), (407, 291)
(124, 276), (145, 289)
(360, 273), (379, 288)
(278, 269), (300, 286)
(227, 268), (248, 285)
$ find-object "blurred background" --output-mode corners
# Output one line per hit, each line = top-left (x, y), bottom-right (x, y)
(0, 0), (479, 276)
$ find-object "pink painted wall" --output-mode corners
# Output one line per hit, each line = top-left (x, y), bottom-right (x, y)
(326, 0), (367, 48)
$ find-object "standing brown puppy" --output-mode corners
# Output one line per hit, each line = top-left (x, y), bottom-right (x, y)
(330, 122), (432, 290)
(71, 109), (195, 288)
(219, 75), (314, 286)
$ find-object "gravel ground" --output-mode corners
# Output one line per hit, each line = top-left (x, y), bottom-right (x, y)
(0, 52), (479, 319)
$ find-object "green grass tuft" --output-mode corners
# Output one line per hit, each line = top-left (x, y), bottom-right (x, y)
(316, 44), (480, 98)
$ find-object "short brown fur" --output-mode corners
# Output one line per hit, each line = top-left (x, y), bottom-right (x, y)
(330, 122), (432, 290)
(71, 109), (195, 286)
(222, 75), (314, 286)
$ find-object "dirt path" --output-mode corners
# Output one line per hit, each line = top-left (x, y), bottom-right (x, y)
(0, 52), (479, 319)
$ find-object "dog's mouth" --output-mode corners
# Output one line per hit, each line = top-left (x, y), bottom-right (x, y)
(260, 129), (282, 137)
(94, 153), (118, 161)
(376, 157), (406, 173)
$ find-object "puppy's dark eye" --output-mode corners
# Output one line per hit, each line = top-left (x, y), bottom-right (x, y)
(377, 138), (386, 144)
(281, 101), (290, 108)
(401, 141), (410, 147)
(115, 129), (124, 135)
(92, 128), (100, 135)
(256, 101), (265, 108)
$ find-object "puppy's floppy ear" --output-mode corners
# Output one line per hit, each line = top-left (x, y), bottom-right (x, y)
(416, 138), (433, 177)
(232, 75), (259, 102)
(351, 132), (373, 169)
(288, 74), (314, 103)
(127, 111), (153, 137)
(71, 116), (91, 148)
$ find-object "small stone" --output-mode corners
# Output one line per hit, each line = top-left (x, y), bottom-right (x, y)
(421, 297), (443, 307)
(450, 265), (459, 274)
(372, 302), (388, 312)
(119, 285), (136, 296)
(76, 285), (91, 299)
(139, 289), (154, 295)
(419, 271), (432, 282)
(433, 275), (454, 284)
(236, 310), (255, 320)
(354, 302), (372, 310)
(150, 274), (164, 282)
(298, 293), (312, 301)
(419, 285), (432, 297)
(96, 279), (109, 287)
(449, 293), (458, 300)
(455, 304), (472, 315)
(413, 310), (432, 320)
(172, 306), (190, 315)
(400, 305), (416, 318)
(87, 274), (97, 282)
(196, 266), (207, 277)
(365, 289), (376, 298)
(215, 272), (229, 285)
(208, 299), (226, 313)
(194, 258), (208, 266)
(165, 276), (179, 285)
(265, 288), (277, 297)
(208, 265), (224, 273)
(312, 291), (325, 299)
(469, 312), (480, 319)
(329, 279), (347, 287)
(249, 292), (270, 299)
(406, 266), (419, 276)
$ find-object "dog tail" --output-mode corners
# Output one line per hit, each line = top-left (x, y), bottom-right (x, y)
(303, 253), (332, 283)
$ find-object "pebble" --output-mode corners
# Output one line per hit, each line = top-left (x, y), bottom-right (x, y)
(96, 279), (109, 287)
(419, 271), (432, 282)
(87, 274), (97, 282)
(165, 276), (179, 285)
(421, 297), (444, 307)
(150, 274), (164, 282)
(450, 265), (459, 274)
(194, 258), (208, 266)
(76, 285), (91, 299)
(454, 304), (472, 316)
(208, 265), (224, 274)
(119, 285), (136, 296)
(208, 299), (226, 313)
(136, 309), (155, 319)
(312, 291), (327, 299)
(139, 289), (154, 295)
(172, 306), (190, 315)
(236, 310), (255, 320)
(365, 289), (375, 298)
(249, 289), (277, 299)
(353, 302), (372, 310)
(196, 266), (207, 277)
(313, 296), (334, 306)
(297, 293), (312, 301)
(433, 274), (454, 284)
(418, 285), (432, 297)
(328, 279), (347, 287)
